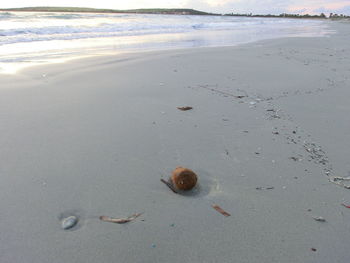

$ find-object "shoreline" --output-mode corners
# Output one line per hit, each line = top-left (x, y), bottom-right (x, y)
(0, 27), (334, 76)
(0, 21), (350, 263)
(0, 14), (333, 75)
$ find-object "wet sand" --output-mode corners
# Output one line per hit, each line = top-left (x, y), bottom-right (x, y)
(0, 21), (349, 263)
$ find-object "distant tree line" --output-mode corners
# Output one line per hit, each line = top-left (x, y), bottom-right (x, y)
(224, 12), (350, 19)
(329, 13), (350, 19)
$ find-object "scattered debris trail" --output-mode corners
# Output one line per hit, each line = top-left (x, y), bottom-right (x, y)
(329, 176), (350, 189)
(190, 83), (341, 189)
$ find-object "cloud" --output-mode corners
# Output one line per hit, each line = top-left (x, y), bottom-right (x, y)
(286, 0), (350, 15)
(338, 5), (350, 14)
(181, 0), (289, 14)
(187, 0), (350, 15)
(313, 5), (350, 15)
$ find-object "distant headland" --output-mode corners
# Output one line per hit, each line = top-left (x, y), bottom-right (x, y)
(0, 7), (216, 16)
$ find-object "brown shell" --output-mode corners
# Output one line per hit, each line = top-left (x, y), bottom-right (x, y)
(171, 167), (197, 191)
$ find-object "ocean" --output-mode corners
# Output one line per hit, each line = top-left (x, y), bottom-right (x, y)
(0, 11), (333, 73)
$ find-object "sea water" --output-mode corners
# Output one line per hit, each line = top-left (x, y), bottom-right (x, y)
(0, 12), (333, 73)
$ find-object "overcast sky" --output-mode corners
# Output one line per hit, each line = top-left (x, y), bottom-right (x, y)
(1, 0), (349, 15)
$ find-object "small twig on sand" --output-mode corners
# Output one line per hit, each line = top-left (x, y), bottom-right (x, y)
(256, 186), (274, 190)
(312, 216), (326, 222)
(212, 204), (231, 217)
(160, 179), (178, 194)
(177, 106), (193, 111)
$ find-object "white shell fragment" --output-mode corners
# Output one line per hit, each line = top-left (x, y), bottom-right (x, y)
(99, 213), (143, 224)
(61, 216), (78, 230)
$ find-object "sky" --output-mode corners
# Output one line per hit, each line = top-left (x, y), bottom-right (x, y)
(1, 0), (349, 15)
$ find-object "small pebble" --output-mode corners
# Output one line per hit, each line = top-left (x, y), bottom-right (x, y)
(61, 216), (78, 230)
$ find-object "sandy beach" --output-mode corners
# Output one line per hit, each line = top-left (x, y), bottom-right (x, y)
(0, 20), (349, 263)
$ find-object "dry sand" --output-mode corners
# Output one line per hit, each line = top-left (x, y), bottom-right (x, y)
(0, 21), (349, 263)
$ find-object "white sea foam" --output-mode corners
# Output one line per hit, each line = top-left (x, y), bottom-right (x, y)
(0, 11), (333, 73)
(0, 12), (330, 44)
